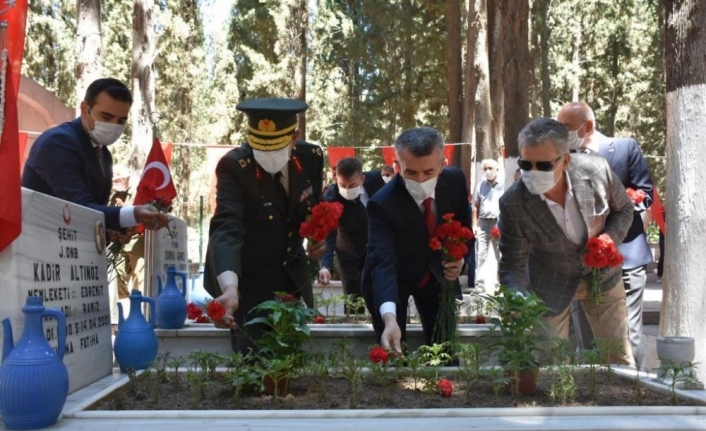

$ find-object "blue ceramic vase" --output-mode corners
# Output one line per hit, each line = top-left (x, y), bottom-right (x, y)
(156, 266), (188, 329)
(114, 290), (158, 373)
(0, 296), (69, 430)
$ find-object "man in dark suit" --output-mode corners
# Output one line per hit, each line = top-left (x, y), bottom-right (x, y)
(558, 102), (654, 368)
(318, 158), (385, 310)
(498, 118), (634, 365)
(362, 127), (471, 353)
(204, 98), (326, 354)
(22, 78), (169, 232)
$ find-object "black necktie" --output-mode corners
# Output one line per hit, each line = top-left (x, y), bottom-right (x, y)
(94, 146), (104, 175)
(274, 172), (289, 207)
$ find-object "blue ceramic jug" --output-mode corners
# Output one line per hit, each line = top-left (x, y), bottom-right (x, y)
(0, 296), (69, 430)
(114, 290), (158, 373)
(156, 266), (188, 329)
(189, 268), (212, 309)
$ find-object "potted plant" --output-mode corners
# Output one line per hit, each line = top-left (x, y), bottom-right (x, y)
(244, 292), (316, 395)
(485, 285), (549, 396)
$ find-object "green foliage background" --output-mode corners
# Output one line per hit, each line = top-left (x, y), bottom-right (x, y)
(22, 0), (666, 229)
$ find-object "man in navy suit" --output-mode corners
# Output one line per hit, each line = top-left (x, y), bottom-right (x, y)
(318, 157), (385, 311)
(362, 127), (471, 353)
(22, 78), (169, 232)
(558, 102), (653, 368)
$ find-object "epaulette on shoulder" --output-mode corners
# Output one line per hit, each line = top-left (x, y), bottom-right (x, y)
(228, 144), (254, 169)
(292, 140), (323, 159)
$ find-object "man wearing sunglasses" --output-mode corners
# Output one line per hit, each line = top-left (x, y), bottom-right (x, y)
(497, 118), (635, 365)
(558, 102), (654, 369)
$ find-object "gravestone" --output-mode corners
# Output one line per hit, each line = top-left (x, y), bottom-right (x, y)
(149, 217), (189, 302)
(0, 188), (112, 394)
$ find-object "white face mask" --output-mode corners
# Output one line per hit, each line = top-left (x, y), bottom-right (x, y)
(566, 123), (586, 151)
(484, 170), (497, 181)
(382, 175), (392, 183)
(339, 186), (361, 200)
(521, 169), (560, 195)
(404, 176), (438, 201)
(253, 146), (291, 174)
(87, 110), (125, 147)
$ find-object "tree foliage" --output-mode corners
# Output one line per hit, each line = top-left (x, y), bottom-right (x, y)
(22, 0), (667, 223)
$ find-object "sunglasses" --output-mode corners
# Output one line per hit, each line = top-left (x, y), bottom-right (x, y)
(382, 174), (392, 178)
(518, 155), (563, 172)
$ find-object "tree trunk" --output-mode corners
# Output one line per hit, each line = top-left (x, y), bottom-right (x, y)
(539, 0), (551, 117)
(462, 0), (482, 186)
(297, 0), (308, 141)
(129, 0), (156, 177)
(661, 0), (706, 383)
(75, 0), (102, 113)
(570, 14), (581, 102)
(446, 0), (463, 144)
(529, 7), (539, 119)
(488, 0), (505, 157)
(501, 0), (530, 159)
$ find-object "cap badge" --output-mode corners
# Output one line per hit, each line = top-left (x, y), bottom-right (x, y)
(258, 119), (277, 133)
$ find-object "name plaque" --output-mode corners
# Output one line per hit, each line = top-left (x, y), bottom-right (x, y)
(150, 217), (189, 301)
(0, 188), (112, 394)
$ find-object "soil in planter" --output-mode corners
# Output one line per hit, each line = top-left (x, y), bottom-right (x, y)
(88, 370), (697, 411)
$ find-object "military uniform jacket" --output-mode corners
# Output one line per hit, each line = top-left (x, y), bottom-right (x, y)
(204, 141), (324, 315)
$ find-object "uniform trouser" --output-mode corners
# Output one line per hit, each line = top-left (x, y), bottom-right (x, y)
(475, 218), (500, 287)
(545, 279), (634, 366)
(570, 265), (646, 368)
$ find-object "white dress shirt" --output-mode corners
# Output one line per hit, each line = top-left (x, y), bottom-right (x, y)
(540, 172), (586, 246)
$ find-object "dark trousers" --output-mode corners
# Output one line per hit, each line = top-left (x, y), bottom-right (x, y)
(466, 238), (476, 287)
(658, 231), (665, 277)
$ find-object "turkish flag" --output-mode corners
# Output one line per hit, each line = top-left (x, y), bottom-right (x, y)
(0, 0), (29, 252)
(652, 187), (665, 235)
(381, 147), (396, 168)
(326, 147), (355, 168)
(133, 137), (177, 207)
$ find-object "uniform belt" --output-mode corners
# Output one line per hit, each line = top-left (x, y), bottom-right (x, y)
(481, 217), (497, 220)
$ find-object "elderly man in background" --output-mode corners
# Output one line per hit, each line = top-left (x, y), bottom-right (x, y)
(472, 158), (503, 294)
(498, 118), (634, 365)
(558, 102), (654, 368)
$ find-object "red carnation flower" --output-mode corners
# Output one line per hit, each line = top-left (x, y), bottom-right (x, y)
(626, 187), (646, 204)
(583, 234), (624, 307)
(195, 315), (210, 324)
(474, 315), (487, 324)
(300, 201), (344, 242)
(187, 303), (203, 320)
(275, 292), (299, 304)
(490, 226), (500, 240)
(429, 237), (442, 251)
(369, 346), (389, 365)
(206, 300), (226, 321)
(436, 379), (453, 397)
(314, 315), (326, 324)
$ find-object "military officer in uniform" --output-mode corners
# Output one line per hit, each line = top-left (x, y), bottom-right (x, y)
(204, 98), (325, 354)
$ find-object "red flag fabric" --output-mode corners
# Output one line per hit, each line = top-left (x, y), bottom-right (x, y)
(652, 187), (665, 235)
(381, 147), (396, 168)
(161, 141), (173, 166)
(133, 137), (177, 207)
(326, 147), (355, 168)
(443, 144), (455, 166)
(18, 131), (27, 167)
(0, 0), (29, 252)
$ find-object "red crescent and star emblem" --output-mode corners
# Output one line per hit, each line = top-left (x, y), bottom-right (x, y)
(62, 204), (71, 225)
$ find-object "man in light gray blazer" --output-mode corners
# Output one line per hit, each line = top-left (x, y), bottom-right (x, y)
(498, 118), (635, 365)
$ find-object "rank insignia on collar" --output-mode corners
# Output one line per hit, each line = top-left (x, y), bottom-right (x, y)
(315, 148), (322, 156)
(239, 159), (247, 168)
(292, 155), (304, 174)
